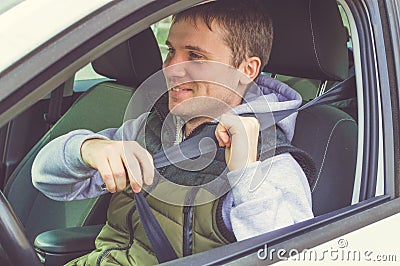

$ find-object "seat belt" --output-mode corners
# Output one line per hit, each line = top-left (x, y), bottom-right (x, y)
(154, 75), (356, 168)
(44, 77), (74, 130)
(44, 85), (64, 130)
(134, 193), (179, 262)
(133, 74), (356, 263)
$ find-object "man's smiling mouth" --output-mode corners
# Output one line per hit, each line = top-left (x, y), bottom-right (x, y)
(170, 87), (192, 92)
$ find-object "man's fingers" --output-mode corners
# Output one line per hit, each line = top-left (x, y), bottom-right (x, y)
(215, 122), (231, 147)
(134, 149), (154, 186)
(217, 114), (260, 171)
(96, 160), (117, 193)
(123, 152), (143, 193)
(108, 157), (127, 192)
(82, 140), (154, 193)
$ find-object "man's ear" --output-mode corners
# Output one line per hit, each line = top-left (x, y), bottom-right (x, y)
(238, 56), (261, 85)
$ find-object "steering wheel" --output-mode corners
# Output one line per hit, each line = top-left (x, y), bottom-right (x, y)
(0, 190), (42, 266)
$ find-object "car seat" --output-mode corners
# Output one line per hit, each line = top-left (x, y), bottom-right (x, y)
(264, 0), (358, 216)
(3, 28), (162, 242)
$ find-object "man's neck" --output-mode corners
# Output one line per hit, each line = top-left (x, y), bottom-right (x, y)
(184, 117), (213, 137)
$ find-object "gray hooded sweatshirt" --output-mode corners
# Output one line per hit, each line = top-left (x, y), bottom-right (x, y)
(32, 75), (313, 241)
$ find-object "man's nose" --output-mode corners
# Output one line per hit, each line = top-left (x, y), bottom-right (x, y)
(163, 54), (188, 78)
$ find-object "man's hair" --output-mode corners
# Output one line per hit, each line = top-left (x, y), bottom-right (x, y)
(172, 0), (273, 69)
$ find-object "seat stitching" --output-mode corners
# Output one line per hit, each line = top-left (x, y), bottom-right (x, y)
(25, 190), (40, 228)
(308, 0), (336, 80)
(127, 38), (139, 83)
(311, 118), (355, 193)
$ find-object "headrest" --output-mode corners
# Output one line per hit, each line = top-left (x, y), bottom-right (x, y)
(92, 28), (162, 87)
(263, 0), (349, 81)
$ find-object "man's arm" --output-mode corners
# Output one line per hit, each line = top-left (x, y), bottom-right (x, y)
(32, 114), (151, 201)
(32, 128), (118, 201)
(225, 154), (313, 241)
(216, 114), (313, 241)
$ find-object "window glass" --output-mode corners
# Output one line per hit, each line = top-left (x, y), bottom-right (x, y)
(74, 17), (172, 92)
(152, 16), (172, 61)
(339, 4), (352, 51)
(75, 64), (105, 81)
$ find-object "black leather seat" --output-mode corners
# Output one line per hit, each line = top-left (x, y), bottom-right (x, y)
(4, 28), (162, 244)
(264, 0), (357, 216)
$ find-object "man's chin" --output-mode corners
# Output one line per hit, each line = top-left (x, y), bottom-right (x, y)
(168, 104), (190, 118)
(169, 101), (230, 120)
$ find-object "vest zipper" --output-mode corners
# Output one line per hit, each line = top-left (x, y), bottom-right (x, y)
(180, 124), (215, 257)
(95, 167), (166, 265)
(182, 206), (194, 256)
(154, 107), (175, 144)
(182, 188), (200, 257)
(96, 202), (136, 266)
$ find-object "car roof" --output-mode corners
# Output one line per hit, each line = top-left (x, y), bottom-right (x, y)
(0, 0), (113, 72)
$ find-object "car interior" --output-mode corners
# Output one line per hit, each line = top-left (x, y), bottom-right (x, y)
(0, 0), (361, 265)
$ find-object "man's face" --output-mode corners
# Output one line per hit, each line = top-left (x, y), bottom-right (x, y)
(163, 18), (245, 120)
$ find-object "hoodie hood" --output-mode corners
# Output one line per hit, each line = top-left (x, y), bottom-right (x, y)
(231, 75), (302, 141)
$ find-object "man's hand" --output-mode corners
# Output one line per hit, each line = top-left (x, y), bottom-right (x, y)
(215, 114), (260, 171)
(81, 139), (154, 193)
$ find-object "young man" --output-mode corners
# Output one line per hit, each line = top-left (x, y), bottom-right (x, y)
(32, 0), (314, 265)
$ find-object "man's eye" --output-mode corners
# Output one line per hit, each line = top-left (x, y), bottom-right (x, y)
(167, 47), (175, 54)
(189, 52), (205, 64)
(189, 51), (203, 60)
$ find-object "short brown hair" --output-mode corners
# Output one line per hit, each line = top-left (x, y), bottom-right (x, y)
(173, 0), (273, 69)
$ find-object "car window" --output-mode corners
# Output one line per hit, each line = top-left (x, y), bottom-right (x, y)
(75, 64), (105, 81)
(339, 4), (352, 50)
(74, 17), (172, 92)
(73, 64), (107, 93)
(152, 16), (172, 61)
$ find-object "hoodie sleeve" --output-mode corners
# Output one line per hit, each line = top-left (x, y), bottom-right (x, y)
(224, 153), (313, 241)
(31, 114), (148, 201)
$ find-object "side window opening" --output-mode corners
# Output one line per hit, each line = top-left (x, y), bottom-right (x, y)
(72, 17), (172, 95)
(152, 16), (172, 61)
(74, 64), (108, 93)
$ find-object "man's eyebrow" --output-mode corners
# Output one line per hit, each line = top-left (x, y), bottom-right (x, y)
(165, 40), (211, 55)
(184, 45), (211, 55)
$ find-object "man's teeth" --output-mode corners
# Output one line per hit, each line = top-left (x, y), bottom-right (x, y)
(171, 88), (189, 92)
